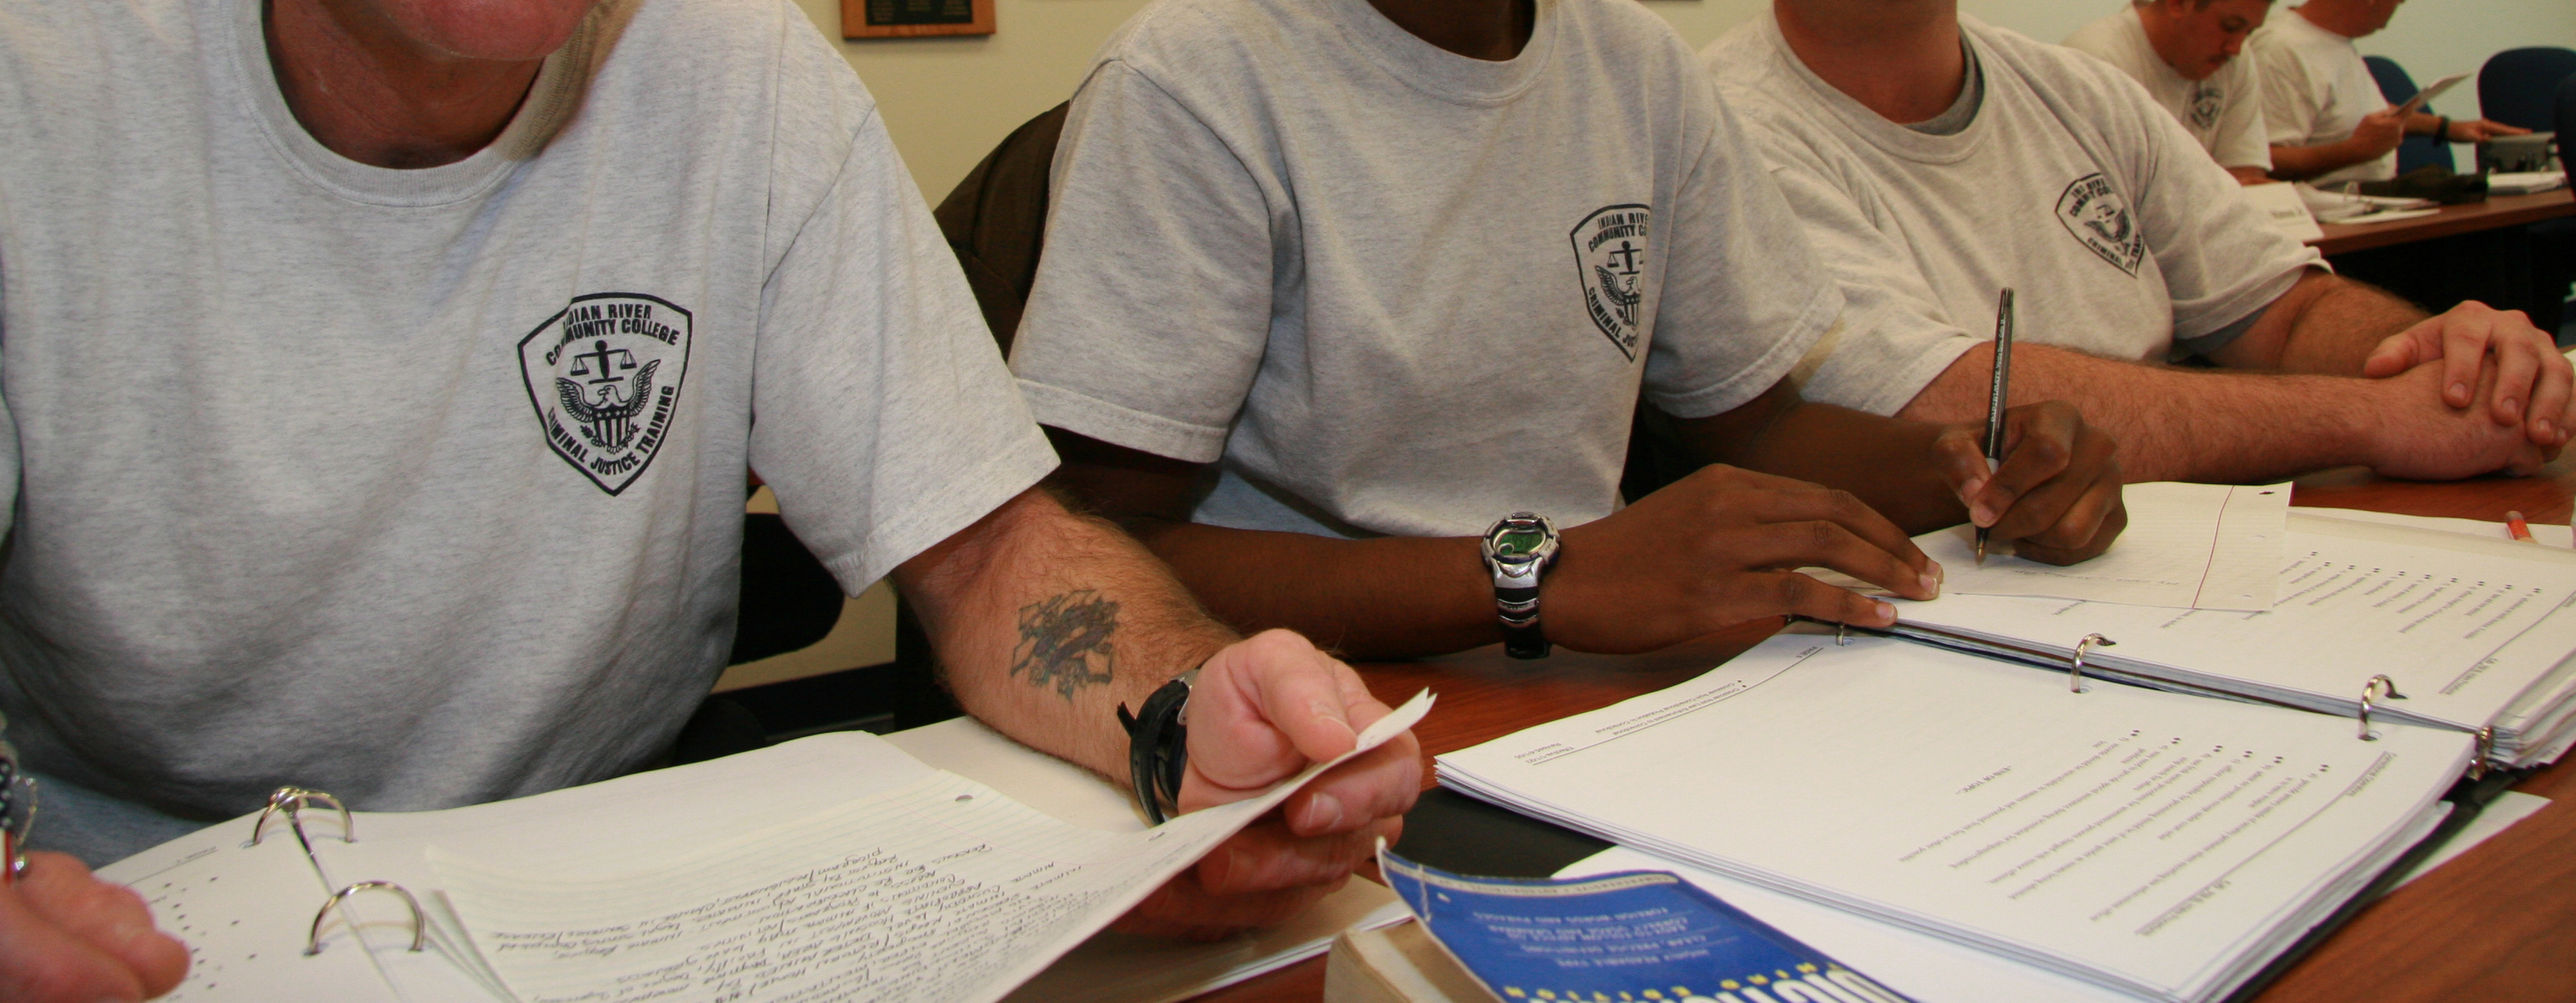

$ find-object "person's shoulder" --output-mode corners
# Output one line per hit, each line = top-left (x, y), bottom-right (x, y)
(1555, 0), (1692, 53)
(0, 0), (193, 82)
(1971, 17), (2160, 114)
(2058, 7), (2135, 59)
(1090, 0), (1302, 79)
(1698, 20), (1798, 112)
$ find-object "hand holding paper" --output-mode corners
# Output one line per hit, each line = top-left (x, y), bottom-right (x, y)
(1123, 630), (1425, 940)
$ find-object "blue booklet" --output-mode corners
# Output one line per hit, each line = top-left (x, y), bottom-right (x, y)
(1378, 846), (1914, 1003)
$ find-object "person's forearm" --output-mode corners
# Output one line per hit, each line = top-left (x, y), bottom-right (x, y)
(892, 488), (1239, 779)
(1897, 342), (2378, 483)
(2228, 166), (2275, 186)
(2257, 276), (2427, 375)
(1684, 393), (1965, 534)
(2266, 139), (2377, 181)
(1128, 521), (1499, 661)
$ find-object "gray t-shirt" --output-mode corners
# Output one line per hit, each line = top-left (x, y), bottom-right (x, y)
(1009, 0), (1840, 539)
(0, 0), (1052, 826)
(2062, 5), (2272, 172)
(2249, 9), (2396, 185)
(1705, 13), (2322, 416)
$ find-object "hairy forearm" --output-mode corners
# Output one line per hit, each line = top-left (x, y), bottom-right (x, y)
(2259, 278), (2426, 375)
(1898, 343), (2373, 482)
(1125, 521), (1498, 662)
(892, 488), (1238, 779)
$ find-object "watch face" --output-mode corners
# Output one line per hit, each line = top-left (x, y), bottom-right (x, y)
(1491, 525), (1548, 559)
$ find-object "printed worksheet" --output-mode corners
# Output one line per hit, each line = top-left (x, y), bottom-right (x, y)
(1907, 525), (2576, 732)
(1437, 637), (2469, 1002)
(430, 693), (1432, 1003)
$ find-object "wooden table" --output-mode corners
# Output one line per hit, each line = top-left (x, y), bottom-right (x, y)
(1197, 461), (2576, 1003)
(2311, 187), (2575, 256)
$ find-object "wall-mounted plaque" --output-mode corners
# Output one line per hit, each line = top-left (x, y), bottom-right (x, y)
(844, 0), (994, 37)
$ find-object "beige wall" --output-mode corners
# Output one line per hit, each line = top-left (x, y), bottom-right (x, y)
(793, 0), (2576, 204)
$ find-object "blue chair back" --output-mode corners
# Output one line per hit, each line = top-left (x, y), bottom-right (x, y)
(2365, 55), (2454, 173)
(2480, 47), (2576, 132)
(2558, 73), (2575, 184)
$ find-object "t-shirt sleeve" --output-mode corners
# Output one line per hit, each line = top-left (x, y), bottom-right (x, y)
(1641, 86), (1843, 419)
(748, 29), (1056, 591)
(1006, 60), (1276, 464)
(2214, 65), (2273, 170)
(2254, 40), (2324, 145)
(2121, 85), (2322, 343)
(1743, 118), (1983, 417)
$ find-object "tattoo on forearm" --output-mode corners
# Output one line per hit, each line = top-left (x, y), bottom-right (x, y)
(1012, 590), (1119, 700)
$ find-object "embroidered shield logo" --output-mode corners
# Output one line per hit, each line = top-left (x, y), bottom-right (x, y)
(518, 293), (693, 495)
(2189, 82), (2222, 130)
(1570, 204), (1654, 361)
(2056, 173), (2145, 277)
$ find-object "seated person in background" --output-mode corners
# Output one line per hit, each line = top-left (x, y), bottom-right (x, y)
(1700, 0), (2568, 486)
(2250, 0), (2525, 184)
(0, 0), (1422, 996)
(1007, 0), (2128, 663)
(2062, 0), (2278, 186)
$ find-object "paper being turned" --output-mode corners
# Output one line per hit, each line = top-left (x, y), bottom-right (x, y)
(432, 691), (1434, 1003)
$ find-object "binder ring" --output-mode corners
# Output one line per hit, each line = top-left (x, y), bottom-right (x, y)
(307, 881), (426, 956)
(2470, 727), (2495, 780)
(2069, 633), (2116, 693)
(254, 787), (352, 849)
(2358, 675), (2404, 741)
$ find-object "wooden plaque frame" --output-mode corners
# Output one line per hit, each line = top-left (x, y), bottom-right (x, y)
(843, 0), (994, 38)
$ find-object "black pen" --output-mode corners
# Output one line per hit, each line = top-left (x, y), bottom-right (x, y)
(1977, 288), (2015, 566)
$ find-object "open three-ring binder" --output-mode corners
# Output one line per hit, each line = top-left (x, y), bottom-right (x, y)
(1431, 503), (2576, 1003)
(1872, 507), (2576, 772)
(1437, 632), (2500, 1003)
(102, 691), (1433, 1003)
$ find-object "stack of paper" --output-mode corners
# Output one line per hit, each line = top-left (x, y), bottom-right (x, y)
(1890, 500), (2576, 769)
(2485, 170), (2567, 195)
(102, 693), (1431, 1002)
(1435, 637), (2472, 1003)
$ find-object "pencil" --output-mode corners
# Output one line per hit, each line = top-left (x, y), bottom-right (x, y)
(1977, 289), (2014, 565)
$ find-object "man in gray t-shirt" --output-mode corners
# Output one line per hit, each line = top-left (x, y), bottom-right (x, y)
(1012, 0), (2128, 662)
(1706, 0), (2567, 486)
(0, 0), (1423, 993)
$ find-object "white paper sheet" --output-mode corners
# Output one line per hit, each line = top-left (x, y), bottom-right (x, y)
(1553, 792), (2548, 1002)
(1925, 482), (2290, 611)
(887, 714), (1414, 1003)
(430, 694), (1431, 1003)
(1437, 636), (2472, 1002)
(1906, 524), (2576, 733)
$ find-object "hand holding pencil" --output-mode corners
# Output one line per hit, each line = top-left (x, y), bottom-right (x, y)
(1930, 290), (2129, 567)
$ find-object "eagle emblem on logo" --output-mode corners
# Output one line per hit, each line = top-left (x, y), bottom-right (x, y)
(518, 293), (693, 495)
(1571, 204), (1654, 361)
(2189, 82), (2223, 130)
(2056, 173), (2146, 277)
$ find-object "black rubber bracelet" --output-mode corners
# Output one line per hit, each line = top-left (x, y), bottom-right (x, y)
(1117, 671), (1195, 824)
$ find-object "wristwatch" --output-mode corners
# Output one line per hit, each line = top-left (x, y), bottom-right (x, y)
(1481, 512), (1561, 660)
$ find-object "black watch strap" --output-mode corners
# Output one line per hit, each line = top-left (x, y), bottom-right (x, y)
(1498, 584), (1548, 659)
(1117, 668), (1197, 824)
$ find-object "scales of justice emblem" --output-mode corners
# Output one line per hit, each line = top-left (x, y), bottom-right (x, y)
(1571, 204), (1653, 361)
(518, 292), (694, 495)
